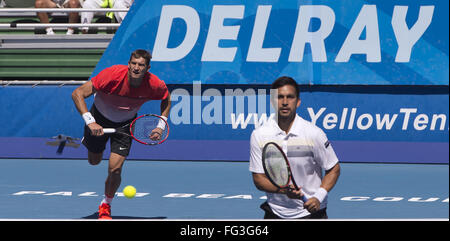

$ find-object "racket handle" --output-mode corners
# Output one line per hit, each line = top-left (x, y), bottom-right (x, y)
(296, 188), (308, 203)
(103, 128), (116, 134)
(289, 186), (308, 202)
(301, 195), (308, 203)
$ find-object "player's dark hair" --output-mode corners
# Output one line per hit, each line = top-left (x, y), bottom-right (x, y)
(271, 76), (300, 98)
(130, 49), (152, 66)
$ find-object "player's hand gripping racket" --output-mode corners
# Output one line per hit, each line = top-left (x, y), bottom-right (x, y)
(262, 142), (308, 202)
(103, 114), (169, 145)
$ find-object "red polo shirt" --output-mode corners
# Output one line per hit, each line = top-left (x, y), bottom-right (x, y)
(91, 65), (169, 122)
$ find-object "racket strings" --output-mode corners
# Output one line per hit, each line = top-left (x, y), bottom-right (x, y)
(132, 116), (168, 144)
(264, 145), (290, 187)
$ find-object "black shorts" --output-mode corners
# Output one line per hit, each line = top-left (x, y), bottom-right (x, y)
(260, 201), (328, 219)
(81, 104), (136, 157)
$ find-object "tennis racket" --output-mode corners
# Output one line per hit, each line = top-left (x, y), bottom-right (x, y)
(262, 142), (308, 202)
(103, 114), (169, 145)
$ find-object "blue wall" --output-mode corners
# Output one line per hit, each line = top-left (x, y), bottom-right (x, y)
(1, 0), (448, 163)
(0, 85), (448, 163)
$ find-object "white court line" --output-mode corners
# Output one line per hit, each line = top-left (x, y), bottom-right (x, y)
(0, 218), (448, 221)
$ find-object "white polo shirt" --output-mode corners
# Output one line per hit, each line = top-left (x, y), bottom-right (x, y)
(249, 114), (339, 218)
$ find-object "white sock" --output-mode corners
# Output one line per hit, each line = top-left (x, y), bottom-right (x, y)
(66, 28), (74, 35)
(101, 195), (114, 205)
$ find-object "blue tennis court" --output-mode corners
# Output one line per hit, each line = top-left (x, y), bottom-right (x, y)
(0, 0), (448, 227)
(0, 158), (447, 220)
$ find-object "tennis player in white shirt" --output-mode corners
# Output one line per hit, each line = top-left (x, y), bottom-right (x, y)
(249, 76), (341, 219)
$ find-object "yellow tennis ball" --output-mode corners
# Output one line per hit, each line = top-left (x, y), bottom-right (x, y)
(123, 185), (136, 199)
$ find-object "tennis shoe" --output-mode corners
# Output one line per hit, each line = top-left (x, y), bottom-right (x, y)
(98, 203), (112, 220)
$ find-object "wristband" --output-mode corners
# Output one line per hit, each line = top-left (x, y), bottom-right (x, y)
(312, 187), (328, 203)
(82, 112), (96, 125)
(156, 116), (168, 130)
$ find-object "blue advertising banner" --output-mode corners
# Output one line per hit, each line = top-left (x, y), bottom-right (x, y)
(1, 1), (448, 163)
(0, 86), (448, 163)
(1, 86), (448, 142)
(94, 0), (449, 85)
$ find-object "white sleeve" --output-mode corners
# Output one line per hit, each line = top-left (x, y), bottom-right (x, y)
(249, 131), (264, 174)
(313, 128), (339, 171)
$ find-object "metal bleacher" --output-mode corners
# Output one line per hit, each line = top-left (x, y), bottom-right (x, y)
(3, 0), (36, 8)
(0, 1), (125, 80)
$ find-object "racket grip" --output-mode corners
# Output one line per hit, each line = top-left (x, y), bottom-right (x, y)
(301, 195), (308, 203)
(103, 128), (116, 134)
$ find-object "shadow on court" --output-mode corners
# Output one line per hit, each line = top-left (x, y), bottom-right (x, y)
(81, 212), (167, 219)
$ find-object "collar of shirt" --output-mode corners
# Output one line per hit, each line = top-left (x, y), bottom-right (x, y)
(269, 114), (302, 138)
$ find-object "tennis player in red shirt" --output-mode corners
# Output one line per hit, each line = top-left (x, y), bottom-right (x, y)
(72, 49), (171, 219)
